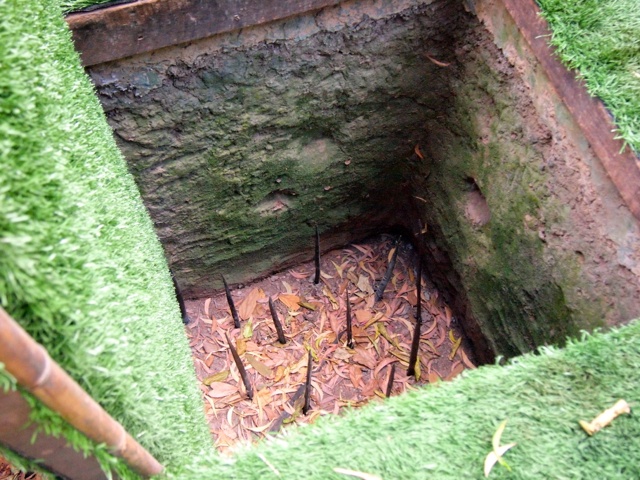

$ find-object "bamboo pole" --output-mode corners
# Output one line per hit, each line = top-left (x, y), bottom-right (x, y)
(0, 306), (163, 478)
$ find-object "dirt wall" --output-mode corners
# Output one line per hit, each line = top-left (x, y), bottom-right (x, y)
(86, 0), (640, 358)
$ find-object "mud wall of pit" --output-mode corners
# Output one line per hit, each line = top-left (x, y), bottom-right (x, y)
(78, 0), (640, 359)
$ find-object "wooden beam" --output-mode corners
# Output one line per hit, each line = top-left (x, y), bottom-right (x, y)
(495, 0), (640, 221)
(65, 0), (343, 66)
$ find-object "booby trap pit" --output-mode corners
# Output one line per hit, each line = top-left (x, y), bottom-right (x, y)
(69, 0), (640, 456)
(183, 234), (476, 452)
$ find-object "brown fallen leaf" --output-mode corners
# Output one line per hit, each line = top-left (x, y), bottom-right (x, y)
(278, 293), (301, 311)
(354, 309), (372, 325)
(246, 353), (274, 378)
(239, 288), (265, 319)
(414, 144), (424, 160)
(356, 274), (374, 296)
(207, 382), (239, 398)
(352, 347), (377, 370)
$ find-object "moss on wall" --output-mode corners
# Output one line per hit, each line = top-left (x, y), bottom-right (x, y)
(88, 0), (640, 357)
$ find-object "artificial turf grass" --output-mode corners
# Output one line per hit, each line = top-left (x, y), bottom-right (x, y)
(171, 320), (640, 480)
(0, 0), (211, 476)
(537, 0), (640, 153)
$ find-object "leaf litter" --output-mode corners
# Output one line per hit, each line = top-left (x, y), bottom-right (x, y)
(184, 234), (476, 453)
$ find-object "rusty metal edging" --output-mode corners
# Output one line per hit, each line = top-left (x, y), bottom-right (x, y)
(0, 390), (108, 480)
(476, 0), (640, 221)
(0, 306), (163, 478)
(65, 0), (344, 66)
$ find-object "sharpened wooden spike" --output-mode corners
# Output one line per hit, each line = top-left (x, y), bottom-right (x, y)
(345, 286), (355, 349)
(302, 350), (313, 415)
(222, 275), (241, 328)
(225, 332), (253, 400)
(416, 261), (422, 324)
(374, 236), (401, 302)
(385, 363), (396, 398)
(171, 272), (191, 325)
(314, 225), (321, 284)
(269, 297), (287, 344)
(407, 262), (423, 377)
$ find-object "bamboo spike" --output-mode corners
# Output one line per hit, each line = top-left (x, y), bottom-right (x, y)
(416, 261), (422, 324)
(374, 236), (400, 302)
(385, 363), (396, 398)
(269, 297), (287, 344)
(222, 275), (241, 328)
(314, 225), (321, 284)
(345, 286), (355, 349)
(407, 262), (423, 377)
(302, 350), (313, 415)
(225, 332), (253, 400)
(171, 272), (191, 325)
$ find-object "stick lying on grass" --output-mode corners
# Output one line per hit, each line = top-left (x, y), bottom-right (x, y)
(268, 296), (287, 344)
(374, 237), (400, 302)
(225, 332), (253, 400)
(579, 399), (631, 436)
(222, 275), (241, 328)
(407, 262), (422, 377)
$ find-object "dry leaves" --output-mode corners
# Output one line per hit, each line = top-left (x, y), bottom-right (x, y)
(185, 235), (475, 453)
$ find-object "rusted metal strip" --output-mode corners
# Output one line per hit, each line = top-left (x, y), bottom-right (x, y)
(0, 306), (163, 478)
(0, 390), (108, 480)
(65, 0), (344, 66)
(495, 0), (640, 221)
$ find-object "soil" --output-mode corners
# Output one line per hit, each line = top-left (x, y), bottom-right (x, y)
(185, 234), (476, 453)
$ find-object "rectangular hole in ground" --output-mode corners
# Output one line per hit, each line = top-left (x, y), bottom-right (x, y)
(184, 233), (476, 453)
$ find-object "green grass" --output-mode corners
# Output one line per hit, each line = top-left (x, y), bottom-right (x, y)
(0, 0), (211, 476)
(537, 0), (640, 153)
(174, 321), (640, 479)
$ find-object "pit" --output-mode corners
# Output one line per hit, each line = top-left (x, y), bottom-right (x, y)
(67, 0), (640, 454)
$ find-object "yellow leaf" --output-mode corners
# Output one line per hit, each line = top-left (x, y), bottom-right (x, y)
(202, 370), (229, 385)
(282, 280), (293, 294)
(449, 336), (462, 361)
(298, 301), (317, 311)
(236, 337), (246, 356)
(243, 319), (253, 339)
(238, 288), (265, 319)
(484, 443), (516, 477)
(323, 285), (339, 310)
